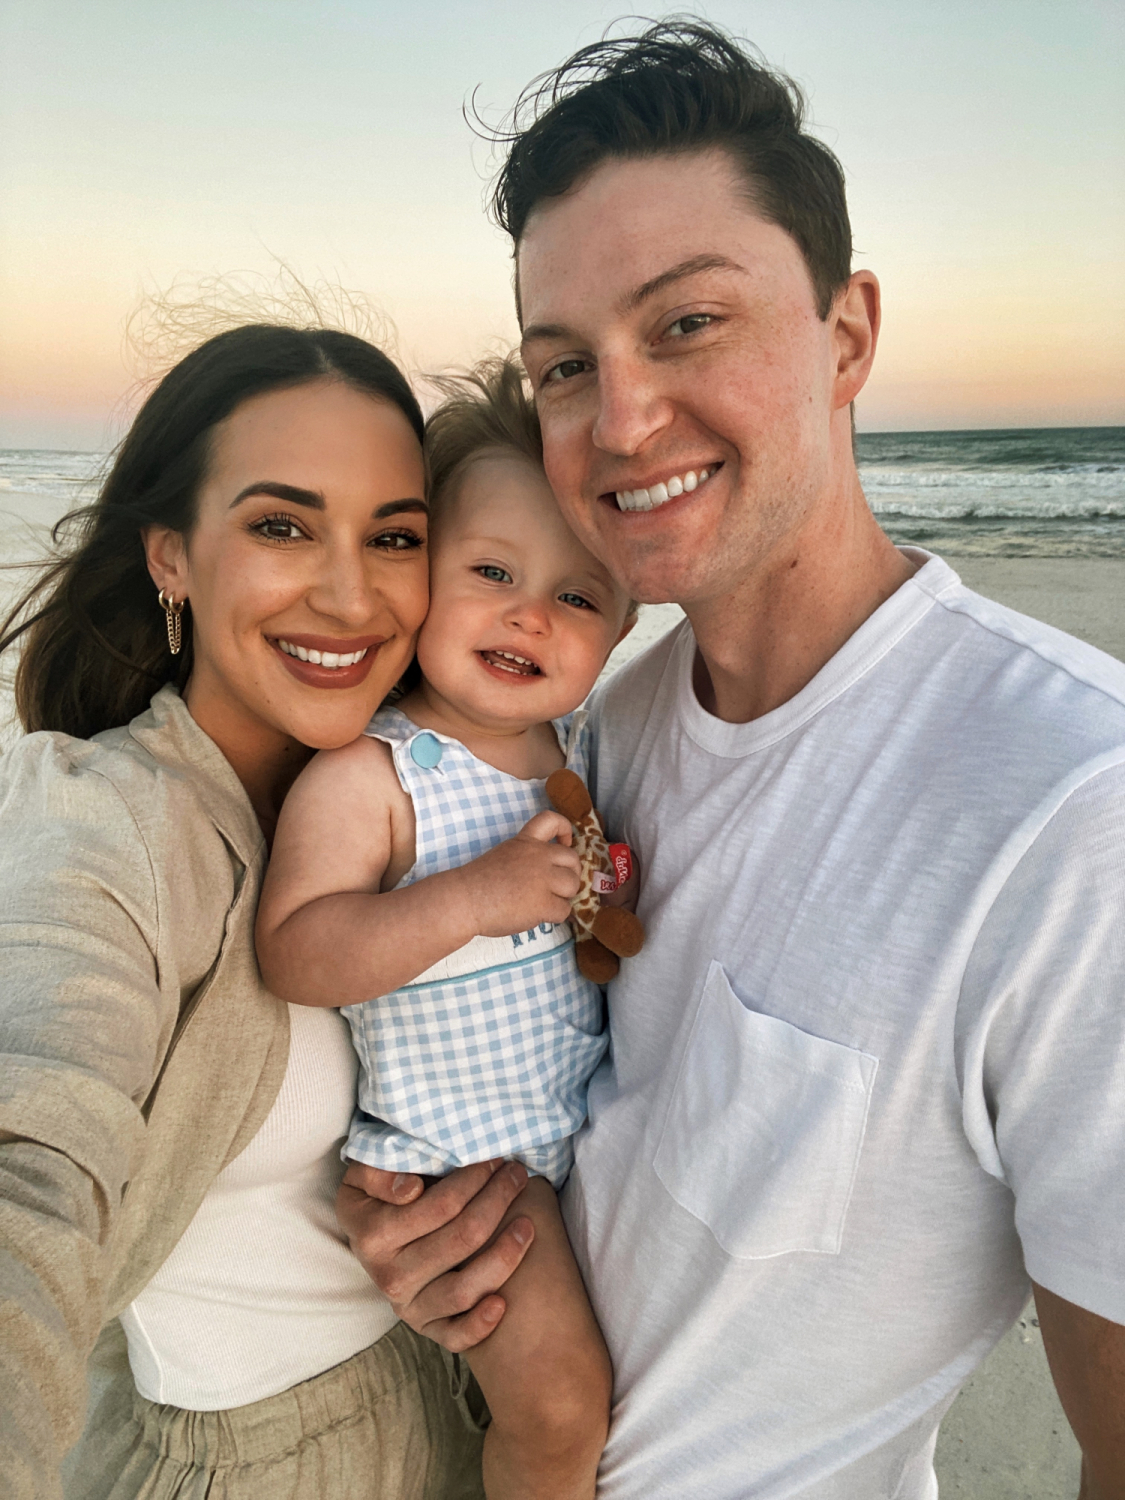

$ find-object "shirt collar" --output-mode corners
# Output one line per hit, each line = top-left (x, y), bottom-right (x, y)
(125, 684), (265, 867)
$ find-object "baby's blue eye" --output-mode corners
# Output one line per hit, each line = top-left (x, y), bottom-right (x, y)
(478, 566), (512, 584)
(559, 592), (594, 610)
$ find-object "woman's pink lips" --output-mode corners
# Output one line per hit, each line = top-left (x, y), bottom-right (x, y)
(269, 637), (384, 691)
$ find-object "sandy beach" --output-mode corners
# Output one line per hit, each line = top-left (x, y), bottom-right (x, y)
(2, 490), (1118, 1494)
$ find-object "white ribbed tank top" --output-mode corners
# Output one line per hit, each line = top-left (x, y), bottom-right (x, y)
(119, 1004), (396, 1410)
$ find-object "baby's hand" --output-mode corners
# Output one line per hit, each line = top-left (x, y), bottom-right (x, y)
(458, 811), (581, 938)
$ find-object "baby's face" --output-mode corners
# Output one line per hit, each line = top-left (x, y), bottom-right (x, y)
(416, 451), (632, 729)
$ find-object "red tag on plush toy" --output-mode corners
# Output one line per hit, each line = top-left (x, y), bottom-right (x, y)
(609, 843), (633, 886)
(592, 844), (634, 894)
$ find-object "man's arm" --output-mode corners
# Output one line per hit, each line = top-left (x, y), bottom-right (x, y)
(1034, 1282), (1125, 1500)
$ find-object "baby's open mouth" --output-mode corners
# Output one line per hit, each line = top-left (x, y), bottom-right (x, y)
(479, 650), (542, 677)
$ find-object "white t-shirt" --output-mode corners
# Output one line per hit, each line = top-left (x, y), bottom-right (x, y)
(120, 1004), (396, 1409)
(566, 550), (1125, 1500)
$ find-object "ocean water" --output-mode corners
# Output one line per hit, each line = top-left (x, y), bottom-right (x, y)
(857, 427), (1125, 557)
(2, 429), (1124, 558)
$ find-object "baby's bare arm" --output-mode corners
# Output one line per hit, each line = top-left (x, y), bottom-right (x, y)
(461, 1177), (611, 1500)
(256, 740), (582, 1007)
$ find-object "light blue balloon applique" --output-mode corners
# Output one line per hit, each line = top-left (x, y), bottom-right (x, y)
(410, 733), (443, 769)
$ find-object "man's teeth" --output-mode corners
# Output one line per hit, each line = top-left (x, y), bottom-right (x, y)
(615, 467), (711, 512)
(277, 640), (369, 668)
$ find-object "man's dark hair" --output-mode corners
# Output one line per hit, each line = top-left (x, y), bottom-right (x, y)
(490, 18), (852, 319)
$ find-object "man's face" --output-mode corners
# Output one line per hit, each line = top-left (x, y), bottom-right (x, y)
(518, 149), (858, 607)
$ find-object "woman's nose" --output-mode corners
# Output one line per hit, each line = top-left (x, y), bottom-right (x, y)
(307, 546), (380, 627)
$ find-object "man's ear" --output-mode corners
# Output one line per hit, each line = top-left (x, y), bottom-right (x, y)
(614, 609), (639, 648)
(142, 525), (190, 601)
(832, 269), (880, 410)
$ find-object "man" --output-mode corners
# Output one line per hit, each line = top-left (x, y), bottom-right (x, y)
(340, 21), (1125, 1497)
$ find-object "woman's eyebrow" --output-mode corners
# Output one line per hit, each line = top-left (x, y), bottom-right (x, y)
(228, 485), (427, 518)
(375, 498), (428, 518)
(229, 481), (324, 510)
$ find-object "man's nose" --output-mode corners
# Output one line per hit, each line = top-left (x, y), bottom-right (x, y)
(591, 356), (673, 457)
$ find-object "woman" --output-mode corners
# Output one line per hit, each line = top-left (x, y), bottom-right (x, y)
(0, 324), (486, 1498)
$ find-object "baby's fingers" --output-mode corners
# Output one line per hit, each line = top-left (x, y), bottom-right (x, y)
(518, 810), (574, 846)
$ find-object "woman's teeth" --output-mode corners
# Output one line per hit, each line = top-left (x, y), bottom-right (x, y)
(481, 650), (540, 676)
(615, 467), (712, 512)
(277, 639), (369, 668)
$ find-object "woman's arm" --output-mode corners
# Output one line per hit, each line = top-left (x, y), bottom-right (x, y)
(256, 737), (581, 1007)
(0, 742), (173, 1497)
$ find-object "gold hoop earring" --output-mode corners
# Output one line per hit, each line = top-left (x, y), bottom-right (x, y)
(158, 589), (185, 656)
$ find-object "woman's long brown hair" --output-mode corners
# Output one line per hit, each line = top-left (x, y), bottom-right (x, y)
(0, 325), (423, 741)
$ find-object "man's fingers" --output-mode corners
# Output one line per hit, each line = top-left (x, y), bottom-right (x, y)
(421, 1294), (508, 1354)
(518, 810), (574, 846)
(341, 1160), (424, 1205)
(390, 1162), (530, 1292)
(407, 1216), (536, 1340)
(339, 1158), (507, 1274)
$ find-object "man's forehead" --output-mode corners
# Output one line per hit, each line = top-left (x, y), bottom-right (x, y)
(517, 150), (785, 333)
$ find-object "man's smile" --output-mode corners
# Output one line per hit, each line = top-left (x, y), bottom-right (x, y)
(600, 462), (724, 514)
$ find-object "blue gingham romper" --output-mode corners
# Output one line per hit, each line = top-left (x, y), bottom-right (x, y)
(340, 705), (608, 1188)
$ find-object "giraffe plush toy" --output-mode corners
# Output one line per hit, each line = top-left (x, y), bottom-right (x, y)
(545, 768), (644, 984)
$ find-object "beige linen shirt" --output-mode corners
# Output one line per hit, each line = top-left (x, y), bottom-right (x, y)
(0, 685), (290, 1497)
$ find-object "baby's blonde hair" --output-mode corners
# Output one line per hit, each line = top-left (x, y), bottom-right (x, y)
(424, 355), (542, 519)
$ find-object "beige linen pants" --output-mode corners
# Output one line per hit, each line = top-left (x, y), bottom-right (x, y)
(65, 1321), (487, 1500)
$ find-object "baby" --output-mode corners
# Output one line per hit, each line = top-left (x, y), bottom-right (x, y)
(256, 357), (636, 1500)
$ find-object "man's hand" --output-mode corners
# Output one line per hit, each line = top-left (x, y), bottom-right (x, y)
(457, 811), (580, 938)
(337, 1158), (536, 1352)
(1033, 1281), (1125, 1498)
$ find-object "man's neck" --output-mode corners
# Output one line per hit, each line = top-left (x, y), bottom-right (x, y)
(687, 476), (916, 725)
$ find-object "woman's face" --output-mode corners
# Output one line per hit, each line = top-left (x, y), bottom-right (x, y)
(147, 378), (428, 756)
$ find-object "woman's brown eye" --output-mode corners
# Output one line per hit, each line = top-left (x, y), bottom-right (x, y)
(254, 515), (303, 541)
(373, 530), (424, 551)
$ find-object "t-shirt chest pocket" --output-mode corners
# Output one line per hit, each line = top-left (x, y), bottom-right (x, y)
(653, 961), (878, 1259)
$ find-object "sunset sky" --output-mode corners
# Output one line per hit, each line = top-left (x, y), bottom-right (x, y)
(1, 0), (1122, 450)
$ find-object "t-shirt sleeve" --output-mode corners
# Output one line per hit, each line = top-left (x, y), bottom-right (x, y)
(956, 757), (1125, 1324)
(0, 736), (169, 1497)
